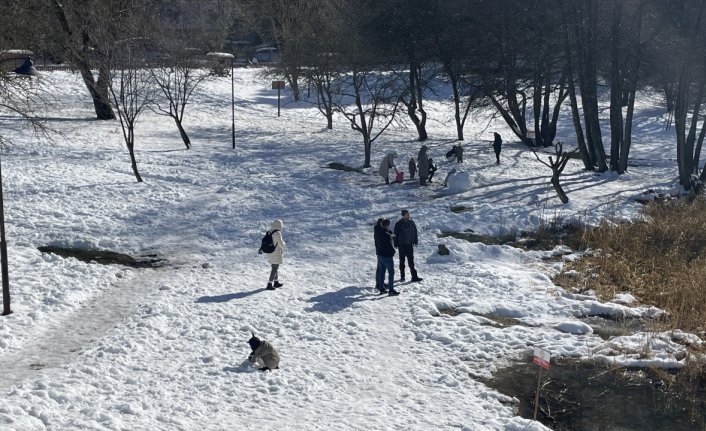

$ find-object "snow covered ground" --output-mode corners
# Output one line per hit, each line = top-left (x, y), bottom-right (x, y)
(0, 69), (697, 430)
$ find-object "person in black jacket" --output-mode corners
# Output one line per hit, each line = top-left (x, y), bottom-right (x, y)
(393, 209), (423, 283)
(374, 219), (399, 295)
(373, 218), (386, 293)
(493, 132), (503, 164)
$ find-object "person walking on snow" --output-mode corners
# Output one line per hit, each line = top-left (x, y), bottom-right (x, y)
(374, 218), (399, 295)
(263, 219), (285, 290)
(393, 209), (423, 283)
(493, 132), (503, 164)
(417, 145), (429, 186)
(378, 152), (398, 185)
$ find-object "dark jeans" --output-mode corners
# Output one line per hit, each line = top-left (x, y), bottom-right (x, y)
(398, 245), (417, 280)
(376, 256), (394, 290)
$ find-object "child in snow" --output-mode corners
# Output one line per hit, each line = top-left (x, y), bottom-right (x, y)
(264, 219), (285, 290)
(248, 333), (280, 371)
(408, 157), (417, 180)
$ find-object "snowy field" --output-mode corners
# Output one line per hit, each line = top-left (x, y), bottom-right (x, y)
(0, 69), (696, 430)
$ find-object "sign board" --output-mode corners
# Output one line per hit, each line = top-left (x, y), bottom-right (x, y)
(532, 347), (551, 369)
(272, 80), (285, 90)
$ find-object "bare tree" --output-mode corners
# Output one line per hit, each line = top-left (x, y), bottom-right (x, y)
(47, 0), (116, 120)
(149, 49), (208, 149)
(332, 67), (401, 168)
(103, 3), (158, 183)
(533, 142), (579, 204)
(608, 0), (647, 174)
(563, 0), (609, 172)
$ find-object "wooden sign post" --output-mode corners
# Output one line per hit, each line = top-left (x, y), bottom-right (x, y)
(272, 80), (285, 117)
(532, 347), (551, 420)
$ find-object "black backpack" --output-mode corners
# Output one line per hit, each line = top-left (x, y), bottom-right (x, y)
(259, 230), (279, 253)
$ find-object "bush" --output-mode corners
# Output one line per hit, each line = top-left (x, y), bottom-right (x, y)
(557, 197), (706, 334)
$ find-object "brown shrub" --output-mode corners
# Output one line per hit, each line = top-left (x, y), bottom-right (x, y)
(557, 198), (706, 334)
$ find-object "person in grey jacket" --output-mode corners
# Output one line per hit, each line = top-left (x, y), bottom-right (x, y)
(248, 333), (280, 371)
(417, 145), (429, 186)
(393, 209), (423, 282)
(378, 152), (398, 184)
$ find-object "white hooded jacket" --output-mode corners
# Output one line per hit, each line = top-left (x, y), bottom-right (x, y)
(265, 219), (285, 265)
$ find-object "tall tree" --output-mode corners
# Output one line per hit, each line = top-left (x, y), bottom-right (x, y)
(48, 0), (115, 120)
(104, 2), (157, 182)
(608, 0), (646, 174)
(370, 0), (438, 141)
(563, 0), (609, 172)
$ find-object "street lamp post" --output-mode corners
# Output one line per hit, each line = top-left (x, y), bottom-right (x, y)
(1, 155), (11, 316)
(231, 58), (235, 150)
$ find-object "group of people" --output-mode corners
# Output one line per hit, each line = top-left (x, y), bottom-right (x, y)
(378, 132), (504, 185)
(373, 209), (423, 295)
(251, 209), (424, 369)
(251, 133), (506, 369)
(379, 146), (438, 186)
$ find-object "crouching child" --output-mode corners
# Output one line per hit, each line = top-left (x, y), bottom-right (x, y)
(248, 333), (280, 371)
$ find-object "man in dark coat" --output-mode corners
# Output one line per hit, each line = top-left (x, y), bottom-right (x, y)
(393, 209), (423, 283)
(417, 145), (429, 186)
(374, 219), (399, 295)
(493, 132), (503, 164)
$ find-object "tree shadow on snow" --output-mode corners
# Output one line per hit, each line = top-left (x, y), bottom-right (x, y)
(196, 289), (265, 303)
(306, 285), (376, 313)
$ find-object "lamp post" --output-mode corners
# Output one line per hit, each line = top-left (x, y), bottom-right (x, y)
(0, 155), (10, 316)
(0, 54), (39, 316)
(231, 57), (235, 150)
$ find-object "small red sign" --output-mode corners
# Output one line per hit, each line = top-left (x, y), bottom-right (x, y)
(532, 347), (551, 369)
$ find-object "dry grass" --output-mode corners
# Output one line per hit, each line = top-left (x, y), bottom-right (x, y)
(556, 197), (706, 334)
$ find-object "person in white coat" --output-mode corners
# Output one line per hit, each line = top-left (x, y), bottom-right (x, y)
(378, 152), (398, 184)
(265, 219), (285, 290)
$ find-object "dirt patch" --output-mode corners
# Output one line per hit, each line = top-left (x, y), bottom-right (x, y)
(325, 162), (364, 173)
(38, 246), (167, 268)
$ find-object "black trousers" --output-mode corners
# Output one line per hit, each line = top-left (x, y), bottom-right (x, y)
(398, 244), (417, 279)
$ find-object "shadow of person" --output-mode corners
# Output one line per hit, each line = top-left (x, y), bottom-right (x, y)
(196, 289), (265, 303)
(306, 285), (377, 313)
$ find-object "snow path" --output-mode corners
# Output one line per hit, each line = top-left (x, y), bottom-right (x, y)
(0, 267), (164, 393)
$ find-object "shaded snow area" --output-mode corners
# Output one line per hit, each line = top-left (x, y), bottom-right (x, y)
(0, 69), (697, 430)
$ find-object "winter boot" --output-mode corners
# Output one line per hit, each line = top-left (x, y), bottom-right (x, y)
(274, 281), (283, 288)
(266, 283), (275, 290)
(388, 288), (400, 296)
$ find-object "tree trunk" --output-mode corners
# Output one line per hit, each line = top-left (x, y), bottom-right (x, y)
(450, 74), (464, 141)
(609, 1), (623, 172)
(175, 118), (191, 149)
(126, 129), (143, 183)
(406, 62), (428, 141)
(285, 71), (300, 101)
(551, 174), (569, 204)
(50, 0), (115, 120)
(571, 0), (608, 172)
